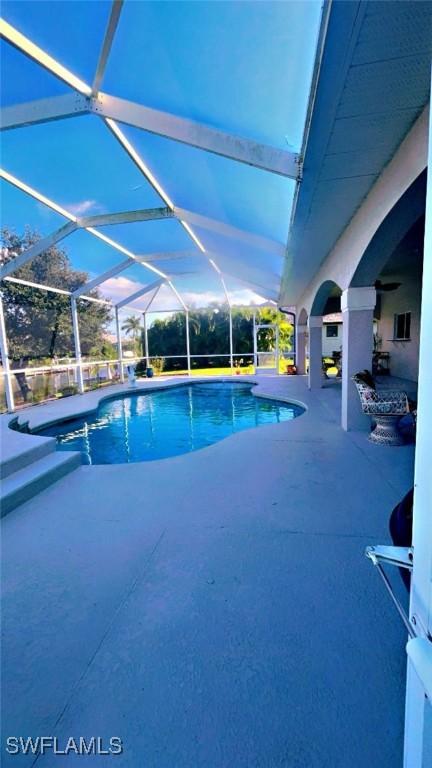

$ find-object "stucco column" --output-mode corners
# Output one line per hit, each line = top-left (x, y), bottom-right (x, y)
(341, 287), (376, 431)
(308, 316), (323, 389)
(295, 324), (307, 375)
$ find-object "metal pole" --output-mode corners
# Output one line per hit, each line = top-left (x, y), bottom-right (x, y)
(0, 292), (15, 412)
(292, 312), (297, 368)
(276, 323), (280, 375)
(143, 311), (149, 365)
(229, 306), (234, 374)
(71, 296), (84, 393)
(115, 307), (124, 382)
(185, 310), (191, 375)
(253, 310), (257, 371)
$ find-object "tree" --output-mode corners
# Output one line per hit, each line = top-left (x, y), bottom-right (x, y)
(1, 227), (112, 398)
(255, 307), (293, 353)
(145, 304), (293, 371)
(121, 315), (142, 355)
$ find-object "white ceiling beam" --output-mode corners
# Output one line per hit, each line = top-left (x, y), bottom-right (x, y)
(0, 19), (92, 96)
(168, 280), (188, 311)
(221, 273), (278, 300)
(104, 117), (175, 209)
(143, 284), (162, 313)
(0, 169), (169, 279)
(0, 167), (77, 220)
(0, 88), (300, 180)
(94, 93), (299, 178)
(72, 258), (133, 298)
(0, 221), (77, 279)
(166, 243), (280, 292)
(77, 206), (173, 228)
(103, 118), (211, 265)
(215, 264), (280, 294)
(92, 0), (124, 96)
(175, 262), (279, 298)
(220, 275), (231, 307)
(136, 250), (195, 263)
(0, 92), (89, 131)
(0, 23), (299, 178)
(116, 278), (165, 309)
(2, 276), (110, 305)
(174, 207), (285, 257)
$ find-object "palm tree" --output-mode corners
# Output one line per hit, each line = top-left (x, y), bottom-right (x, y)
(121, 315), (142, 355)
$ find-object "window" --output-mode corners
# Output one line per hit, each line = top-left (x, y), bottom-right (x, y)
(394, 312), (411, 340)
(326, 324), (339, 338)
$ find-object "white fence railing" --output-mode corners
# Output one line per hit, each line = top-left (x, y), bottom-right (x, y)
(0, 350), (297, 412)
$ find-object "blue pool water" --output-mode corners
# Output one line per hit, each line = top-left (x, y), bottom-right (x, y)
(37, 383), (304, 464)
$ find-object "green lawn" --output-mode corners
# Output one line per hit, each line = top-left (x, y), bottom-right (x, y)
(149, 359), (295, 378)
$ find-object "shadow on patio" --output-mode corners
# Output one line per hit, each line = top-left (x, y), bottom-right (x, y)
(1, 375), (414, 768)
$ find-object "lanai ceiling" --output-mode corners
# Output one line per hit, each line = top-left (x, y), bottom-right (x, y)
(280, 0), (432, 307)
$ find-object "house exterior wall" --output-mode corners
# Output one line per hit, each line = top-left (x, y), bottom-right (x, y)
(322, 324), (342, 358)
(377, 274), (422, 382)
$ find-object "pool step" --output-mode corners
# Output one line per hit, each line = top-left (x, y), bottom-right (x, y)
(1, 451), (82, 518)
(0, 434), (56, 480)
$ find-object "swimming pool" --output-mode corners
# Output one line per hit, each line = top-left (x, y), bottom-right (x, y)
(37, 382), (304, 464)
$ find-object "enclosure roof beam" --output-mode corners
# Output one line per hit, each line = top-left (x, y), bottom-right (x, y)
(72, 258), (133, 298)
(0, 89), (300, 179)
(0, 19), (92, 96)
(168, 280), (188, 311)
(0, 171), (186, 308)
(2, 276), (110, 304)
(0, 168), (169, 279)
(0, 168), (77, 220)
(77, 206), (174, 228)
(0, 92), (90, 131)
(143, 283), (162, 313)
(0, 19), (299, 178)
(135, 250), (195, 263)
(220, 275), (231, 307)
(103, 119), (211, 266)
(161, 243), (280, 297)
(219, 272), (278, 300)
(116, 278), (165, 309)
(174, 208), (285, 256)
(0, 221), (78, 279)
(94, 93), (299, 178)
(103, 118), (173, 210)
(92, 0), (124, 96)
(200, 249), (280, 294)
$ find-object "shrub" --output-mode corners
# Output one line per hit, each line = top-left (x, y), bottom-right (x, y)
(150, 357), (165, 374)
(59, 385), (78, 397)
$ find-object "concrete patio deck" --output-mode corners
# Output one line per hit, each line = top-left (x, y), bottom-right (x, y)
(1, 375), (414, 767)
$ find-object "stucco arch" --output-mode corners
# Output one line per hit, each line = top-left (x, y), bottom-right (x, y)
(297, 107), (429, 314)
(310, 280), (342, 317)
(351, 171), (427, 287)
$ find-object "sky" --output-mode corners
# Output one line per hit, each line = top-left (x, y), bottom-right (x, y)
(1, 0), (322, 313)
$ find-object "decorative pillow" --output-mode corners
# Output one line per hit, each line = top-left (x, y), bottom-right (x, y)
(355, 369), (376, 389)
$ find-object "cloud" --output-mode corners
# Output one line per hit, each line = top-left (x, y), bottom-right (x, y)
(100, 277), (270, 312)
(66, 199), (104, 216)
(183, 288), (268, 307)
(100, 276), (144, 306)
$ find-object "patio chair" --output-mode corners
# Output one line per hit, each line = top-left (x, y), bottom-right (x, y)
(352, 370), (409, 446)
